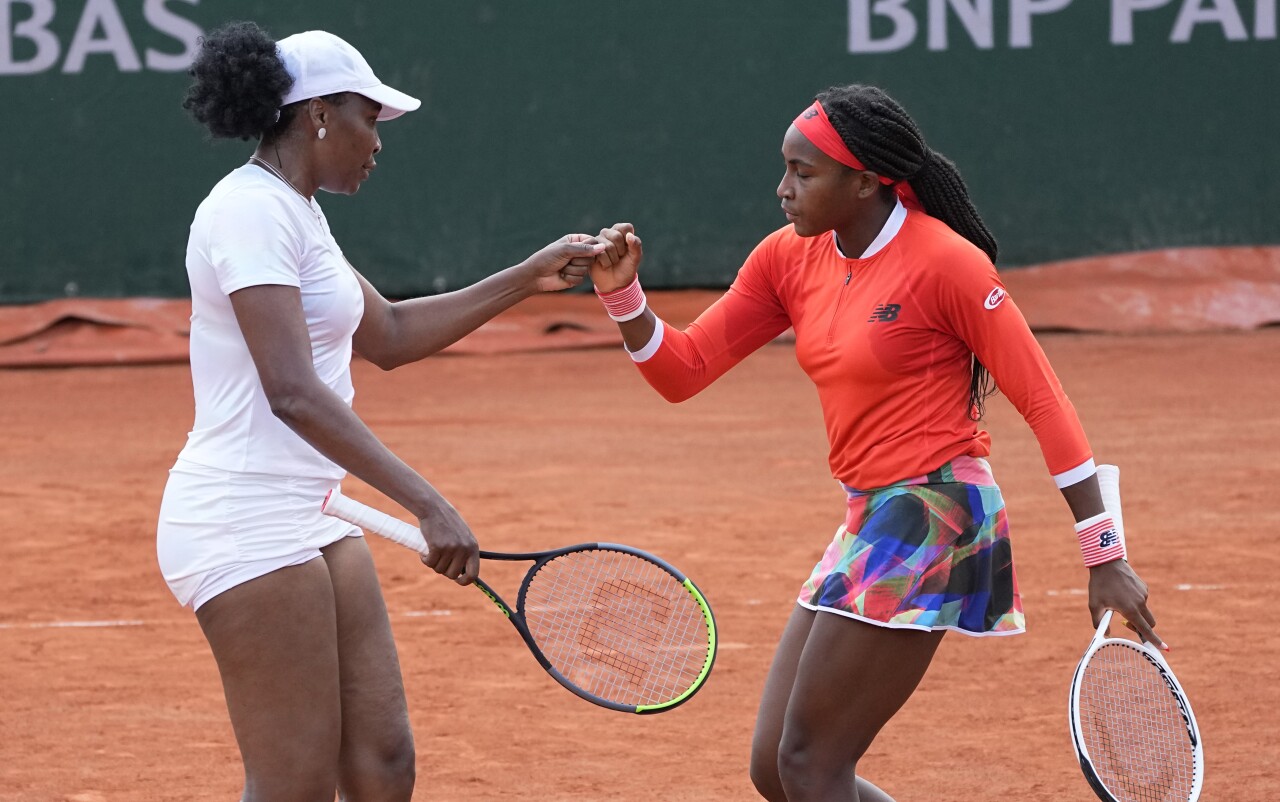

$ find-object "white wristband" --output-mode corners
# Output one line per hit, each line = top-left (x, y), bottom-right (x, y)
(596, 275), (647, 322)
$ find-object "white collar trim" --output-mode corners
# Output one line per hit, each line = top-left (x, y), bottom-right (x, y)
(833, 199), (908, 260)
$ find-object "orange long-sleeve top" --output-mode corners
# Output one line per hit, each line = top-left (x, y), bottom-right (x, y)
(632, 205), (1093, 490)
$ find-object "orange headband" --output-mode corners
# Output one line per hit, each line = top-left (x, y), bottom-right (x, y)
(792, 101), (923, 210)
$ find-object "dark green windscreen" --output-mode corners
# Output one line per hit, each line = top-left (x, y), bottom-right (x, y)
(1, 0), (1275, 301)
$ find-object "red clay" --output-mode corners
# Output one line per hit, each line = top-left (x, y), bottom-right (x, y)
(2, 330), (1277, 800)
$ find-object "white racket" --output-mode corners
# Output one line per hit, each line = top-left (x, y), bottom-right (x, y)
(1068, 465), (1203, 801)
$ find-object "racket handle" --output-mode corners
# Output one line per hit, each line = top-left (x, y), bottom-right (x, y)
(322, 489), (429, 555)
(1096, 464), (1125, 540)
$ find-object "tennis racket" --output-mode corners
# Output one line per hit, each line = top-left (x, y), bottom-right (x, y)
(321, 489), (717, 714)
(1068, 465), (1203, 801)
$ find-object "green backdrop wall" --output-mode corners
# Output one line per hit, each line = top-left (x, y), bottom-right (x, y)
(1, 0), (1277, 302)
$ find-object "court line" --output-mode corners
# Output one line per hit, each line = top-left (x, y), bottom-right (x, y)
(0, 619), (151, 630)
(0, 610), (455, 631)
(1045, 584), (1226, 597)
(3, 588), (1224, 629)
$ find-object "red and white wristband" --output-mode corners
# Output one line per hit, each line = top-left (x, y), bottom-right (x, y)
(596, 275), (647, 322)
(1074, 512), (1127, 567)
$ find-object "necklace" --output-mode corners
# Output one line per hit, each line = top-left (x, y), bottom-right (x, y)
(248, 155), (322, 224)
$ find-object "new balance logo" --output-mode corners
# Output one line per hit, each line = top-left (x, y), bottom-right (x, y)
(867, 304), (901, 323)
(802, 108), (819, 119)
(1098, 528), (1120, 549)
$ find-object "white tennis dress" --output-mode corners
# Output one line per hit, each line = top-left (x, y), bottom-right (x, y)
(157, 165), (364, 610)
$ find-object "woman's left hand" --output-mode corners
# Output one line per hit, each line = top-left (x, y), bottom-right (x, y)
(523, 234), (606, 293)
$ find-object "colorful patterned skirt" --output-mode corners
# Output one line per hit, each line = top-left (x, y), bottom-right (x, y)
(797, 456), (1024, 636)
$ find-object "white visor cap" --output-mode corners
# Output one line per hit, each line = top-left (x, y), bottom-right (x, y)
(276, 31), (420, 121)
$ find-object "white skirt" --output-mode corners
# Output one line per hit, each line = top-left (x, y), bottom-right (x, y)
(157, 459), (361, 610)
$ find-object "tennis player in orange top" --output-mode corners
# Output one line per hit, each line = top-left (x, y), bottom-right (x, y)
(588, 84), (1162, 802)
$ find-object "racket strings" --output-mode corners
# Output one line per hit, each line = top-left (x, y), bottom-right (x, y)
(1078, 644), (1197, 801)
(522, 551), (711, 707)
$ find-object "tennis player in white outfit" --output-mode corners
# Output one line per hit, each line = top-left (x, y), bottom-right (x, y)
(158, 22), (604, 801)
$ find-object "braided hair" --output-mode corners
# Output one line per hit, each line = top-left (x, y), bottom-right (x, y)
(816, 84), (1000, 420)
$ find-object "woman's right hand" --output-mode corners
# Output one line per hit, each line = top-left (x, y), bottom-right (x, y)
(417, 498), (480, 586)
(521, 234), (607, 294)
(590, 222), (644, 294)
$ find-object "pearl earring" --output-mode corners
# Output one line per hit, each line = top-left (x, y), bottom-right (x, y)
(318, 127), (327, 140)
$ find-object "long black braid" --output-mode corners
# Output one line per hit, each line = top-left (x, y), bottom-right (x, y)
(816, 85), (1000, 420)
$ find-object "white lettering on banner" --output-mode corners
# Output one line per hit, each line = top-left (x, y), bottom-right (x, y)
(143, 0), (200, 70)
(848, 0), (917, 53)
(64, 0), (141, 73)
(928, 0), (994, 50)
(850, 0), (1076, 51)
(1, 0), (58, 74)
(1171, 0), (1248, 41)
(0, 0), (203, 75)
(1111, 0), (1172, 44)
(849, 0), (1275, 51)
(1258, 0), (1277, 38)
(1010, 0), (1074, 47)
(1113, 0), (1263, 44)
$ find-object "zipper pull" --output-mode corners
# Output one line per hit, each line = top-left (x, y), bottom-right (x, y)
(844, 269), (852, 286)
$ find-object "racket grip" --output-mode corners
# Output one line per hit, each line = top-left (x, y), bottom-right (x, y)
(1096, 464), (1125, 540)
(321, 490), (430, 555)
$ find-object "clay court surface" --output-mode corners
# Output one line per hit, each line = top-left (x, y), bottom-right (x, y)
(1, 300), (1277, 800)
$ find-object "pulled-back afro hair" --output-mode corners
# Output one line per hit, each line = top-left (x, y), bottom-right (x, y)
(182, 21), (292, 141)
